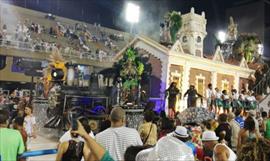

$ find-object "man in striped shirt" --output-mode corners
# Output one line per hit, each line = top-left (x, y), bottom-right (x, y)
(96, 107), (143, 161)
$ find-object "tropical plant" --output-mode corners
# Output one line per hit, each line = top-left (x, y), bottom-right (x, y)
(166, 11), (182, 43)
(233, 33), (261, 63)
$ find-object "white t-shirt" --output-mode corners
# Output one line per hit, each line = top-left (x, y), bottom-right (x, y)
(24, 115), (36, 136)
(59, 130), (95, 143)
(96, 126), (143, 161)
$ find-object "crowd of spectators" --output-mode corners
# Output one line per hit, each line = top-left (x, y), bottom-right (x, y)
(0, 18), (127, 62)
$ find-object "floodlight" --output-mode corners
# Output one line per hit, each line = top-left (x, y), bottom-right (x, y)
(125, 2), (140, 23)
(51, 68), (64, 81)
(217, 31), (226, 43)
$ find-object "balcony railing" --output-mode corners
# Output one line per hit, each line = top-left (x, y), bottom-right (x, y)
(0, 38), (114, 62)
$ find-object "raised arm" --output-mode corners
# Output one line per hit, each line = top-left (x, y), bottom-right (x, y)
(72, 121), (114, 161)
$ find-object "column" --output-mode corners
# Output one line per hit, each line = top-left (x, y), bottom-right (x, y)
(211, 71), (217, 88)
(234, 73), (240, 91)
(181, 62), (190, 109)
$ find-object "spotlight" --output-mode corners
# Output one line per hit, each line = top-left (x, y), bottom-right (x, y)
(51, 68), (64, 81)
(125, 2), (140, 23)
(217, 31), (226, 43)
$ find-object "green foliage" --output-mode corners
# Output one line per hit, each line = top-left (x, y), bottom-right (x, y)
(116, 48), (145, 90)
(166, 11), (182, 43)
(233, 33), (261, 63)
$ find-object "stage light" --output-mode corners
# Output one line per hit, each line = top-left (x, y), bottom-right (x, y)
(51, 68), (64, 81)
(217, 31), (226, 43)
(125, 2), (140, 23)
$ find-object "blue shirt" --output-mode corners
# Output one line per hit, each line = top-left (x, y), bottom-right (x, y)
(185, 141), (197, 155)
(235, 116), (244, 128)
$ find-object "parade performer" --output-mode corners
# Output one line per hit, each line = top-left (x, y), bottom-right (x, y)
(214, 88), (223, 114)
(165, 82), (181, 119)
(206, 83), (215, 112)
(222, 90), (231, 114)
(184, 85), (202, 108)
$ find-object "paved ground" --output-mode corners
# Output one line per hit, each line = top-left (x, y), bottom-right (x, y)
(27, 134), (58, 161)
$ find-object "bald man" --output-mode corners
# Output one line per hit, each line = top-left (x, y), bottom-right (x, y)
(95, 107), (142, 161)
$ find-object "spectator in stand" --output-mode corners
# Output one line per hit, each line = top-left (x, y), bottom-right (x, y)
(138, 110), (157, 146)
(96, 107), (142, 161)
(0, 110), (25, 161)
(215, 113), (232, 147)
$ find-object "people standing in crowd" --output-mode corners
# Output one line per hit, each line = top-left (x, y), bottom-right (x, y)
(13, 116), (28, 150)
(264, 112), (270, 140)
(237, 116), (261, 151)
(56, 120), (91, 161)
(70, 121), (115, 161)
(59, 117), (95, 143)
(95, 107), (142, 161)
(202, 130), (237, 161)
(215, 113), (232, 147)
(184, 85), (202, 108)
(248, 110), (260, 134)
(228, 112), (240, 152)
(138, 110), (157, 146)
(24, 106), (37, 144)
(0, 110), (25, 161)
(234, 108), (244, 128)
(158, 111), (174, 139)
(206, 83), (215, 112)
(214, 88), (223, 114)
(165, 82), (181, 119)
(169, 126), (197, 156)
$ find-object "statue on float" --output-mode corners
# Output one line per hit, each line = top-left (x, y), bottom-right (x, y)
(227, 16), (238, 41)
(160, 11), (182, 44)
(117, 48), (144, 104)
(43, 50), (67, 98)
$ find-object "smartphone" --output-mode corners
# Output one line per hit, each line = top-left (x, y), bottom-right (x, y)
(69, 112), (78, 137)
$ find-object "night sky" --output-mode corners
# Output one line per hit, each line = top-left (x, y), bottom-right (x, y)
(2, 0), (265, 54)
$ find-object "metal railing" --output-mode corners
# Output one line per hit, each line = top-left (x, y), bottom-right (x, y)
(253, 69), (270, 95)
(0, 38), (115, 62)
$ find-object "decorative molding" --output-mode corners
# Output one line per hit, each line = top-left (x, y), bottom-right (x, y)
(195, 73), (206, 96)
(170, 40), (185, 54)
(239, 57), (249, 69)
(221, 79), (229, 91)
(213, 46), (225, 63)
(170, 70), (182, 91)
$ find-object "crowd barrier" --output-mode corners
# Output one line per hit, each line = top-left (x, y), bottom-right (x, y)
(0, 149), (57, 161)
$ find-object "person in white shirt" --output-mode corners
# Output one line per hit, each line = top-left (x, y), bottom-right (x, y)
(96, 107), (143, 161)
(206, 83), (215, 112)
(59, 117), (95, 143)
(202, 131), (237, 161)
